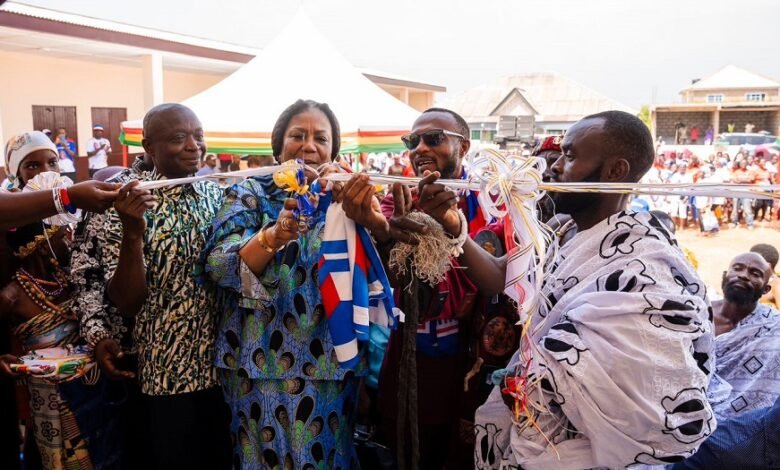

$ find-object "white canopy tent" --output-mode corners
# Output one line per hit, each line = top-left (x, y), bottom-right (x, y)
(120, 11), (420, 155)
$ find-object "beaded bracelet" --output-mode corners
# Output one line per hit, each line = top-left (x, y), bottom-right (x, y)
(88, 330), (114, 349)
(59, 187), (77, 214)
(52, 187), (66, 214)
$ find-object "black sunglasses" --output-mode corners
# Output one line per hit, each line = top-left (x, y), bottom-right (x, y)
(401, 129), (465, 151)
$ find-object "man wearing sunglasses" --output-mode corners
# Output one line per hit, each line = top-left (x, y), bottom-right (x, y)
(341, 107), (516, 469)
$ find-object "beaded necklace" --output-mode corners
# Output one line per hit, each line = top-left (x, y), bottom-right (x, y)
(14, 268), (70, 318)
(17, 266), (65, 298)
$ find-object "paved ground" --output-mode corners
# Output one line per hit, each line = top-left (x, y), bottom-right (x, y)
(676, 222), (780, 296)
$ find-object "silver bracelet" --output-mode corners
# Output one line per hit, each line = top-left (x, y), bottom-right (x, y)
(445, 210), (469, 257)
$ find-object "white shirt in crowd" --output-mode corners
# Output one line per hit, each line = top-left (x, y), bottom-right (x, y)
(58, 154), (76, 174)
(86, 137), (111, 170)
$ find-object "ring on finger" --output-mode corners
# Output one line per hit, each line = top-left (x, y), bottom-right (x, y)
(281, 218), (294, 231)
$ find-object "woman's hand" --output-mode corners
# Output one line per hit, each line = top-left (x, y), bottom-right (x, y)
(341, 174), (390, 238)
(67, 180), (121, 212)
(320, 163), (347, 201)
(265, 198), (301, 249)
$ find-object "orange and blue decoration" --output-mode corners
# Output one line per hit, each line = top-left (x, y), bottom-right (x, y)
(272, 160), (318, 231)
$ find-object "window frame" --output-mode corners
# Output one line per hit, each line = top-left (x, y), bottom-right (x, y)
(745, 92), (767, 102)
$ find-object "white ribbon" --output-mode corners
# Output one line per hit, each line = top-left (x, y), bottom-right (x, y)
(323, 170), (780, 200)
(137, 166), (283, 190)
(463, 149), (552, 318)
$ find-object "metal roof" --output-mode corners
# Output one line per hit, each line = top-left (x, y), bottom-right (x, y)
(685, 65), (780, 91)
(0, 1), (259, 55)
(443, 72), (635, 123)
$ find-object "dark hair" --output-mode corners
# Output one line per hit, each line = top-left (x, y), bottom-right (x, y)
(421, 107), (470, 138)
(584, 110), (654, 181)
(271, 100), (341, 160)
(650, 210), (675, 234)
(7, 222), (44, 253)
(5, 222), (61, 259)
(751, 243), (779, 270)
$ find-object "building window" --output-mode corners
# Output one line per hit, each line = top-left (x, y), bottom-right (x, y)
(471, 130), (481, 140)
(745, 93), (767, 102)
(706, 94), (724, 103)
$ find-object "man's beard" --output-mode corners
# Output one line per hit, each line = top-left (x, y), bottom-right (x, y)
(549, 164), (602, 216)
(439, 156), (459, 179)
(722, 278), (763, 306)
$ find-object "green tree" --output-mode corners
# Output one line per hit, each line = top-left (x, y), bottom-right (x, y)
(638, 105), (652, 131)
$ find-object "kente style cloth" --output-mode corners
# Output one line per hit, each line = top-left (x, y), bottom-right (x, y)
(318, 202), (398, 368)
(474, 210), (716, 469)
(200, 175), (364, 469)
(708, 303), (780, 420)
(14, 301), (120, 470)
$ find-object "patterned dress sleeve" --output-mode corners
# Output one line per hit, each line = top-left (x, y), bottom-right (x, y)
(202, 178), (280, 308)
(71, 212), (116, 347)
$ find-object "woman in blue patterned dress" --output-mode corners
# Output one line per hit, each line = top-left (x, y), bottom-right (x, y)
(202, 100), (389, 469)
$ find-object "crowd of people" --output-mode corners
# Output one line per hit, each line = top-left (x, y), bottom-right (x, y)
(635, 148), (779, 233)
(0, 101), (778, 470)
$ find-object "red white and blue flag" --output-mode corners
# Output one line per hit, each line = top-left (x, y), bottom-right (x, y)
(318, 202), (398, 368)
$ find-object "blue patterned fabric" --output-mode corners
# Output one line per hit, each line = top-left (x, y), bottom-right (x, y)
(201, 175), (365, 469)
(220, 369), (359, 469)
(201, 175), (366, 380)
(672, 396), (780, 469)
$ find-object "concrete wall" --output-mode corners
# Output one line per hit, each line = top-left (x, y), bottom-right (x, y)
(163, 69), (225, 103)
(719, 110), (776, 133)
(656, 111), (714, 143)
(0, 50), (228, 165)
(769, 112), (780, 137)
(377, 85), (435, 112)
(655, 109), (780, 142)
(408, 91), (432, 112)
(0, 49), (145, 157)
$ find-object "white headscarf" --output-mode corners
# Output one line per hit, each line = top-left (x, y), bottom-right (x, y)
(4, 131), (58, 186)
